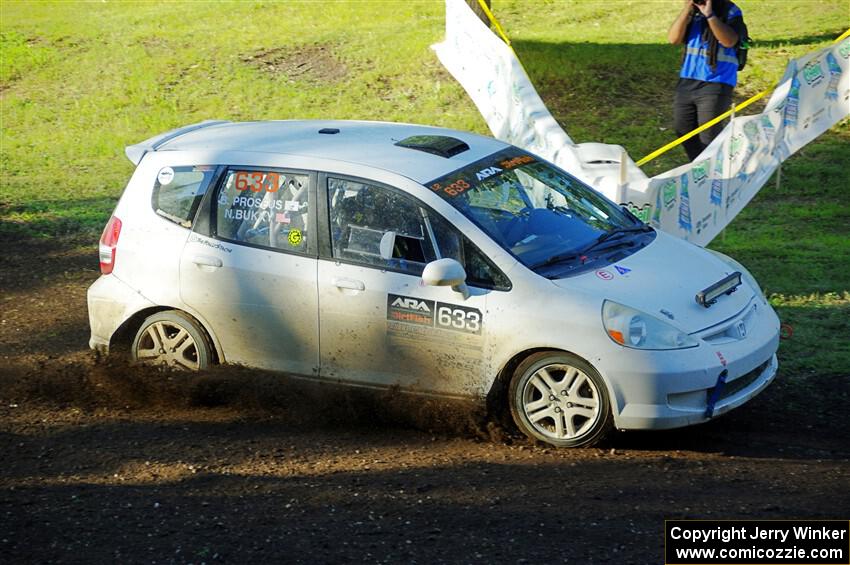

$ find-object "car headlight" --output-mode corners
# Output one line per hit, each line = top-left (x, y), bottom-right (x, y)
(705, 249), (764, 300)
(602, 300), (698, 350)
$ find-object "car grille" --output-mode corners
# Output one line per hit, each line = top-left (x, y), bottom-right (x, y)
(709, 358), (771, 402)
(699, 299), (759, 344)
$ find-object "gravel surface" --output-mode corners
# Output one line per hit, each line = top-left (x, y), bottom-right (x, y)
(1, 237), (848, 564)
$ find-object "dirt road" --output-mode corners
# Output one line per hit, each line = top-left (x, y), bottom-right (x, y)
(2, 237), (848, 563)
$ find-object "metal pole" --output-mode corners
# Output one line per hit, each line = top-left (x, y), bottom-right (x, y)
(721, 102), (736, 243)
(617, 148), (628, 205)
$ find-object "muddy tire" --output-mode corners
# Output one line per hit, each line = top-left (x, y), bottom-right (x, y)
(509, 351), (612, 448)
(131, 310), (212, 371)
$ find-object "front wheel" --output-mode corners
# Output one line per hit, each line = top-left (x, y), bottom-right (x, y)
(509, 351), (612, 447)
(131, 310), (212, 371)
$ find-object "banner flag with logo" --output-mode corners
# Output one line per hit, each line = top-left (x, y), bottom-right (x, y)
(432, 0), (850, 246)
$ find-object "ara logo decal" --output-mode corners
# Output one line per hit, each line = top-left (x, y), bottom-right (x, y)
(596, 270), (614, 281)
(391, 297), (431, 312)
(475, 166), (503, 181)
(614, 265), (631, 276)
(387, 294), (436, 327)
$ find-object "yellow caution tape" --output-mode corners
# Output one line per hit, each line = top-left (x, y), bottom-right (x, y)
(635, 91), (768, 166)
(462, 2), (848, 167)
(637, 27), (850, 166)
(475, 0), (513, 52)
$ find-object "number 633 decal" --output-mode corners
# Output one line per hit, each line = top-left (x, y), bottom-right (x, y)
(435, 302), (482, 335)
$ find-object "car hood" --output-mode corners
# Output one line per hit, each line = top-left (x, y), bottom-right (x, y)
(550, 232), (754, 334)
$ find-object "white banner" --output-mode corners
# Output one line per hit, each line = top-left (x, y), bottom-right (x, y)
(433, 0), (850, 246)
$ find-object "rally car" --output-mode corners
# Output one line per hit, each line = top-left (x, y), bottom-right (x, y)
(88, 120), (779, 447)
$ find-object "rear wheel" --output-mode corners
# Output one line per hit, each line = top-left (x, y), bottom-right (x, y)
(509, 351), (612, 447)
(131, 310), (212, 371)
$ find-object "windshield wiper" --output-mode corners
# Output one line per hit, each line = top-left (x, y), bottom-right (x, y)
(530, 251), (583, 270)
(580, 225), (652, 255)
(529, 225), (652, 272)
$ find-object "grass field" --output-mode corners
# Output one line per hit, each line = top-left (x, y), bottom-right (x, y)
(1, 0), (848, 376)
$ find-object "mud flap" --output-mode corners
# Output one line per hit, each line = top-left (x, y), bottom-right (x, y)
(705, 369), (728, 419)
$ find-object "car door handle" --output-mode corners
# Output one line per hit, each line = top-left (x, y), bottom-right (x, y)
(332, 277), (365, 291)
(190, 254), (223, 268)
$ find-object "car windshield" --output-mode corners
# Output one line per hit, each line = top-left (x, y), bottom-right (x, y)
(426, 149), (652, 276)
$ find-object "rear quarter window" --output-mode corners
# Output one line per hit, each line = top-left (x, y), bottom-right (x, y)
(152, 166), (217, 228)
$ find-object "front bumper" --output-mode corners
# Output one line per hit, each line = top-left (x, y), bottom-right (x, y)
(598, 298), (780, 430)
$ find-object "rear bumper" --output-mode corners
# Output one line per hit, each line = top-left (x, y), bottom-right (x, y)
(87, 275), (155, 352)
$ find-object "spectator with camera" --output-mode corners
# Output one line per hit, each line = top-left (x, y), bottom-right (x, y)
(668, 0), (746, 161)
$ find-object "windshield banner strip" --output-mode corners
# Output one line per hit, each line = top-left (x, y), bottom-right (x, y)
(428, 149), (535, 199)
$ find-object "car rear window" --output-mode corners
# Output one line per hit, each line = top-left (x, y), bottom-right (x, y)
(152, 165), (217, 228)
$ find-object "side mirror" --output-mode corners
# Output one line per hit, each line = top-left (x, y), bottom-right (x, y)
(379, 231), (396, 260)
(422, 258), (470, 299)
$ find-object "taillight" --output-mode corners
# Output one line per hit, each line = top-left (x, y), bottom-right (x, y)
(99, 216), (122, 275)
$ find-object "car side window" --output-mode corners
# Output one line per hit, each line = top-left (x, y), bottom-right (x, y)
(327, 177), (510, 289)
(328, 177), (436, 276)
(151, 165), (216, 228)
(428, 212), (512, 290)
(215, 169), (310, 253)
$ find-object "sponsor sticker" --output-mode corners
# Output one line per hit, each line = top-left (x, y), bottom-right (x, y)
(287, 229), (303, 246)
(802, 58), (825, 86)
(840, 38), (850, 59)
(387, 294), (435, 327)
(678, 174), (692, 233)
(624, 202), (651, 223)
(498, 154), (535, 170)
(662, 180), (677, 210)
(692, 161), (709, 184)
(427, 148), (536, 199)
(387, 294), (483, 335)
(596, 269), (614, 280)
(188, 234), (232, 253)
(157, 167), (175, 185)
(614, 265), (631, 276)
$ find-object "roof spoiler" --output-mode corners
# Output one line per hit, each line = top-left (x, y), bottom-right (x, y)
(124, 120), (230, 165)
